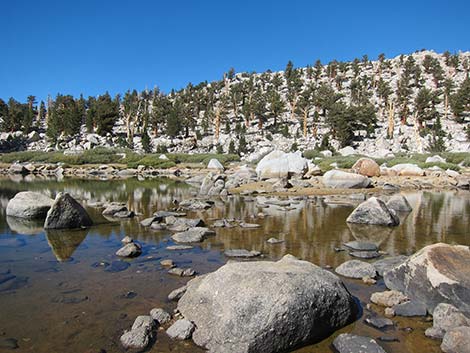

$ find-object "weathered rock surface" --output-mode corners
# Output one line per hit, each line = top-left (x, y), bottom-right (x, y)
(372, 256), (409, 276)
(168, 285), (187, 301)
(150, 308), (171, 325)
(255, 150), (308, 179)
(177, 254), (358, 353)
(425, 303), (470, 339)
(393, 300), (427, 317)
(6, 191), (53, 219)
(365, 315), (394, 329)
(332, 333), (386, 353)
(120, 315), (155, 351)
(224, 249), (261, 258)
(352, 158), (380, 177)
(44, 192), (93, 229)
(335, 260), (377, 279)
(370, 290), (408, 307)
(166, 319), (195, 340)
(207, 158), (224, 170)
(384, 243), (470, 315)
(441, 326), (470, 353)
(116, 242), (142, 257)
(346, 197), (399, 226)
(391, 163), (424, 176)
(323, 170), (371, 189)
(172, 227), (214, 243)
(386, 194), (412, 212)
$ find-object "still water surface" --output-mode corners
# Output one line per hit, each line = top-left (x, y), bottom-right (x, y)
(0, 177), (469, 353)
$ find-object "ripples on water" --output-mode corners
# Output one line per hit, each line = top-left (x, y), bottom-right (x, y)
(0, 177), (468, 353)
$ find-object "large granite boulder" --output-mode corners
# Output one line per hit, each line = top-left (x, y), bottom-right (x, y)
(44, 192), (93, 229)
(207, 158), (224, 170)
(323, 170), (371, 189)
(255, 151), (308, 179)
(177, 254), (357, 353)
(346, 197), (399, 226)
(441, 326), (470, 353)
(352, 158), (380, 177)
(390, 163), (424, 176)
(6, 191), (53, 219)
(384, 243), (470, 315)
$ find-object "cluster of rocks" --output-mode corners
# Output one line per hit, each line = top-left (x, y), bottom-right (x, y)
(333, 242), (470, 353)
(6, 191), (93, 230)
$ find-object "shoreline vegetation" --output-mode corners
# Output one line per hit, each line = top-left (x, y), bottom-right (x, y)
(1, 149), (468, 170)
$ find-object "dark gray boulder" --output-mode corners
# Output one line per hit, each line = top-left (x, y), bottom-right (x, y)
(384, 243), (470, 315)
(44, 192), (93, 229)
(177, 254), (358, 353)
(393, 300), (427, 317)
(372, 256), (408, 277)
(332, 333), (386, 353)
(386, 194), (412, 212)
(6, 191), (53, 219)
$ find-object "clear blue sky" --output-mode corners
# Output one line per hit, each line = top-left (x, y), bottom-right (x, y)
(1, 0), (469, 102)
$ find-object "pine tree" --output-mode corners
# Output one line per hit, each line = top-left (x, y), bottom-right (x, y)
(95, 92), (118, 136)
(238, 134), (247, 154)
(427, 116), (446, 152)
(228, 139), (236, 154)
(450, 77), (470, 122)
(141, 127), (151, 153)
(24, 95), (36, 133)
(415, 87), (440, 127)
(166, 98), (183, 137)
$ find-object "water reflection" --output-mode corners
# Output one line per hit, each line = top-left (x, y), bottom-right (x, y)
(46, 229), (88, 262)
(0, 176), (468, 353)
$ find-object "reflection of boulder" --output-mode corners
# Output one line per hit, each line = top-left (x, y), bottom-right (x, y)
(347, 223), (393, 246)
(46, 229), (88, 262)
(6, 216), (44, 235)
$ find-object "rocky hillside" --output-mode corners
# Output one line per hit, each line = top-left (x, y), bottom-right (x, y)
(1, 49), (469, 160)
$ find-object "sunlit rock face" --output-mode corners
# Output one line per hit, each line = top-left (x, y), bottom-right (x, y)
(384, 243), (470, 315)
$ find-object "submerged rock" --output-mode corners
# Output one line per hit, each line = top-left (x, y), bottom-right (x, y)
(332, 333), (386, 353)
(224, 249), (261, 258)
(365, 315), (394, 329)
(177, 254), (358, 353)
(384, 243), (470, 315)
(346, 197), (399, 226)
(44, 192), (93, 229)
(6, 191), (53, 219)
(343, 241), (378, 251)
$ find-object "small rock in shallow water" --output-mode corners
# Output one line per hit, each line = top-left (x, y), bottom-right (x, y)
(385, 307), (395, 317)
(168, 285), (187, 301)
(168, 268), (195, 277)
(335, 260), (377, 279)
(150, 308), (171, 325)
(266, 237), (284, 244)
(332, 333), (386, 353)
(365, 315), (394, 329)
(160, 259), (174, 268)
(121, 236), (133, 244)
(120, 326), (152, 351)
(362, 276), (376, 285)
(132, 315), (155, 331)
(166, 319), (195, 340)
(116, 242), (142, 258)
(224, 249), (261, 258)
(166, 245), (193, 251)
(370, 290), (408, 307)
(393, 300), (427, 317)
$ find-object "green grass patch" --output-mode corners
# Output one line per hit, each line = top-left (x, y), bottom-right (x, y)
(0, 149), (240, 169)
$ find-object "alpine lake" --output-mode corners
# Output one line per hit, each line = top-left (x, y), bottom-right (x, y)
(0, 176), (469, 353)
